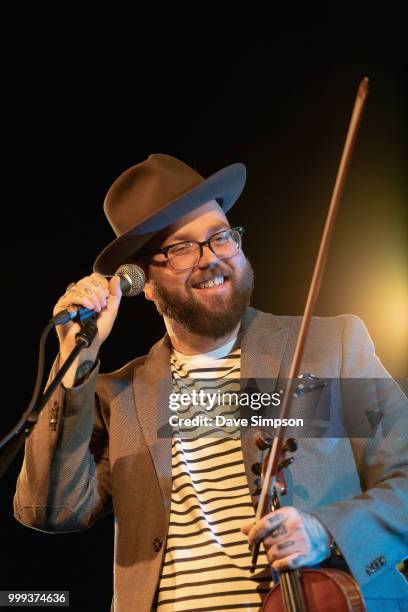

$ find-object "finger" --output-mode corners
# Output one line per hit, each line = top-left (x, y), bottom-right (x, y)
(247, 512), (286, 545)
(53, 274), (108, 316)
(265, 539), (301, 564)
(86, 273), (110, 306)
(54, 290), (95, 313)
(272, 553), (306, 571)
(110, 275), (123, 298)
(262, 523), (289, 548)
(76, 277), (109, 309)
(92, 272), (110, 291)
(265, 524), (308, 558)
(89, 278), (109, 303)
(109, 276), (122, 307)
(70, 285), (102, 312)
(265, 539), (297, 563)
(87, 275), (110, 300)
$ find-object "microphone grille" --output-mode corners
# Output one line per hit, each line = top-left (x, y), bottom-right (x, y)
(115, 263), (146, 297)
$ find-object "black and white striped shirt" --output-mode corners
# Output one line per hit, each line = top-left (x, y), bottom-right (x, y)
(156, 337), (272, 611)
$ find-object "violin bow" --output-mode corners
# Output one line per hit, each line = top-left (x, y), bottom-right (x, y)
(251, 77), (370, 571)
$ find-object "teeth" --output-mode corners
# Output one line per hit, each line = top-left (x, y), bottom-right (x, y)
(198, 276), (225, 289)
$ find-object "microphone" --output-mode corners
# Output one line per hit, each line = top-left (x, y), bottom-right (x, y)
(52, 263), (146, 326)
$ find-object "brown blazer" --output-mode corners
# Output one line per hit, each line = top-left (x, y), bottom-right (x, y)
(14, 308), (408, 610)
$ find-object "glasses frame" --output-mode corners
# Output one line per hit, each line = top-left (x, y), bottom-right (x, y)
(139, 226), (245, 271)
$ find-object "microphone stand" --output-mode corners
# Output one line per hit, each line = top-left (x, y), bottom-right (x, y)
(0, 312), (98, 480)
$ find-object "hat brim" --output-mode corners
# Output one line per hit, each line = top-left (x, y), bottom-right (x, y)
(93, 162), (246, 275)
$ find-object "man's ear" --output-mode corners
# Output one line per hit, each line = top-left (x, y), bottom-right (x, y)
(134, 259), (154, 302)
(143, 277), (154, 302)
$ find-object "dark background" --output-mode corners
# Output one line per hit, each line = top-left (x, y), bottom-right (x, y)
(1, 20), (406, 611)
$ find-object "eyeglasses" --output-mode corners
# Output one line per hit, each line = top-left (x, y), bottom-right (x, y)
(140, 226), (245, 271)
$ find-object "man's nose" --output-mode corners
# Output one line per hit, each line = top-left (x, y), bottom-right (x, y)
(197, 243), (220, 268)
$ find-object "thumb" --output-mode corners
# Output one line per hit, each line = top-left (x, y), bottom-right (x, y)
(240, 521), (254, 535)
(107, 275), (122, 308)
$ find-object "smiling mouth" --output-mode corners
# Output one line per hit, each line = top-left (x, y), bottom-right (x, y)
(192, 275), (228, 289)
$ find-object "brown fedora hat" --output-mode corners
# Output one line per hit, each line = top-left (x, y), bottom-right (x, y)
(93, 153), (246, 275)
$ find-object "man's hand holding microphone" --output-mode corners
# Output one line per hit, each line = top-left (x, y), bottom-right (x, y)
(52, 265), (145, 387)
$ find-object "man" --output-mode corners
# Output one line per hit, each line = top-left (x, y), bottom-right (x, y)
(14, 154), (408, 611)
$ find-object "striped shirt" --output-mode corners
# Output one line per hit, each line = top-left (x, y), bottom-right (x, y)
(156, 337), (272, 611)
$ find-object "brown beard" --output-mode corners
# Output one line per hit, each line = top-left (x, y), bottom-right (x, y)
(151, 259), (254, 338)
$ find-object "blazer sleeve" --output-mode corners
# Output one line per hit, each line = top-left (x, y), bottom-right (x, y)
(13, 356), (113, 533)
(312, 314), (408, 593)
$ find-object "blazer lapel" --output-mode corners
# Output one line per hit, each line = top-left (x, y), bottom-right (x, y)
(240, 308), (290, 506)
(133, 335), (173, 521)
